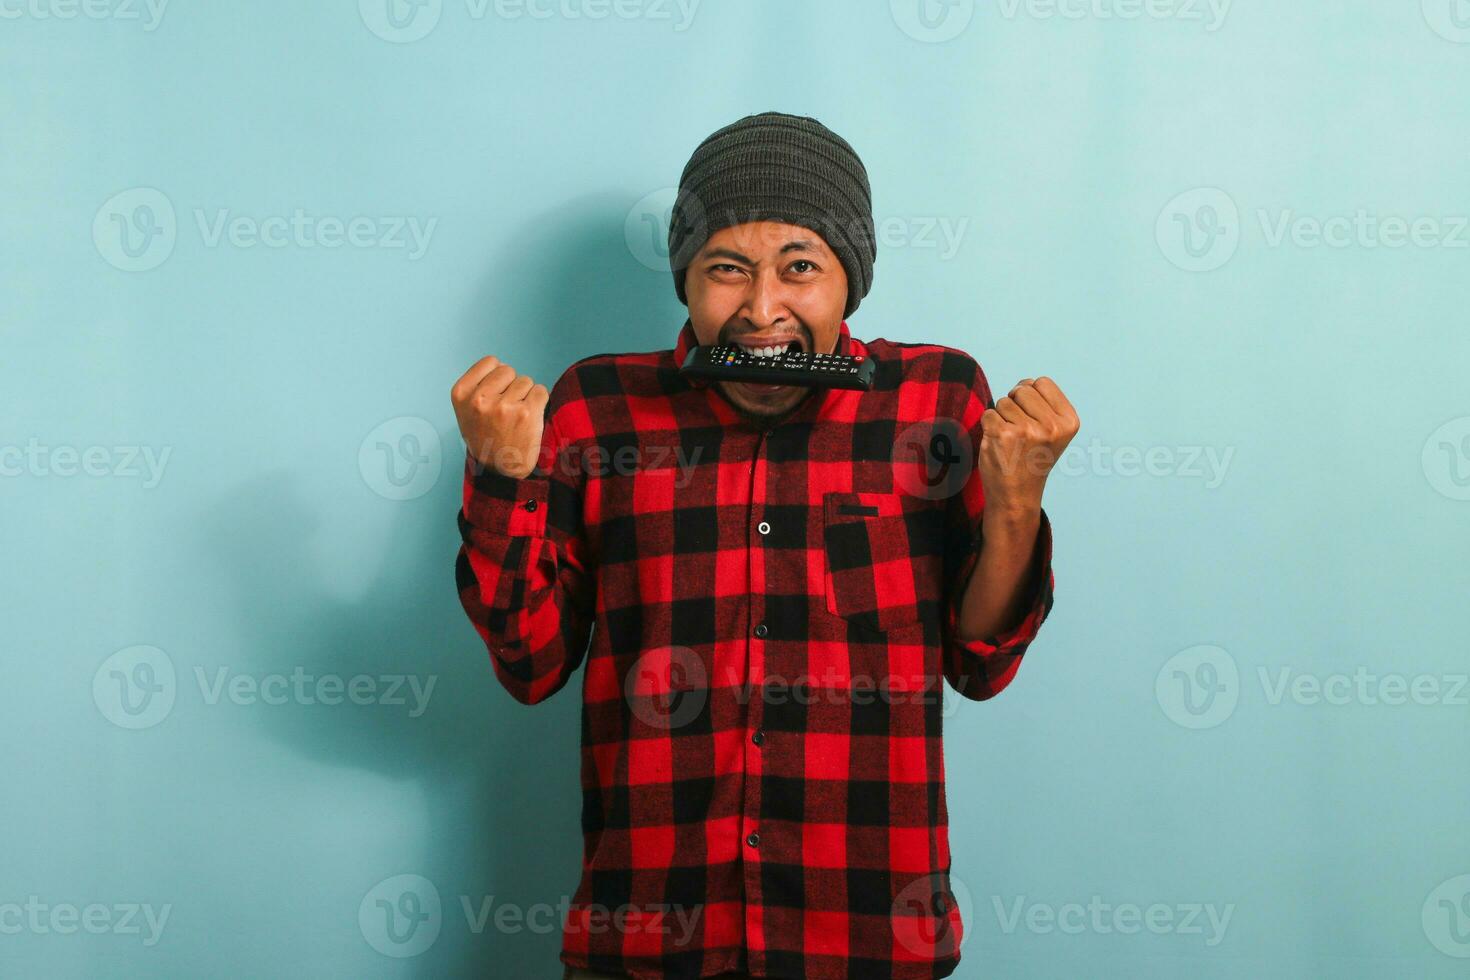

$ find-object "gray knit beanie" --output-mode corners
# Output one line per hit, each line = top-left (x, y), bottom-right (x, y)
(668, 111), (876, 319)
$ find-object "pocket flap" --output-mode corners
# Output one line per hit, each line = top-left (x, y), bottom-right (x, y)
(824, 490), (911, 523)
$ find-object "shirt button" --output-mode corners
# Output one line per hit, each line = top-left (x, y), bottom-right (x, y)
(747, 833), (760, 848)
(757, 520), (770, 535)
(524, 499), (538, 511)
(753, 623), (768, 638)
(751, 730), (764, 746)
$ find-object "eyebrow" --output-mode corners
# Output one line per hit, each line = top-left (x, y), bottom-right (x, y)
(700, 239), (820, 265)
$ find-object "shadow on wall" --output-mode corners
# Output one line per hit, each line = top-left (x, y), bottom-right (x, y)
(200, 192), (686, 977)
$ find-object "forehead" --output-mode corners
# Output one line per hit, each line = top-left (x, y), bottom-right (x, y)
(699, 220), (835, 258)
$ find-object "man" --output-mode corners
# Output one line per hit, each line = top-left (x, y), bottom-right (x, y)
(451, 111), (1078, 980)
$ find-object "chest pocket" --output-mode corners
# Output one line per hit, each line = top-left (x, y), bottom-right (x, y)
(822, 491), (944, 636)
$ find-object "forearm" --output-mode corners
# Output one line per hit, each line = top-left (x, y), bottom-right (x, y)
(954, 504), (1043, 643)
(458, 449), (594, 705)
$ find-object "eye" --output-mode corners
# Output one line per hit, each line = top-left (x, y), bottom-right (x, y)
(789, 260), (816, 274)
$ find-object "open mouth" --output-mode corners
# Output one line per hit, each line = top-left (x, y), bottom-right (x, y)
(731, 337), (803, 358)
(730, 336), (803, 393)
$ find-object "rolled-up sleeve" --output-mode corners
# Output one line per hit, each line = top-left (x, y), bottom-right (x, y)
(939, 355), (1057, 701)
(455, 389), (595, 705)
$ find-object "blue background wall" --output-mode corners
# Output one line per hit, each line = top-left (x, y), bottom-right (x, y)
(4, 1), (1469, 976)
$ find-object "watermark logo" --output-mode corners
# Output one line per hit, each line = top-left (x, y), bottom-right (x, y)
(360, 417), (442, 501)
(1423, 416), (1470, 501)
(1424, 874), (1470, 958)
(359, 0), (443, 41)
(1155, 644), (1238, 729)
(892, 870), (974, 958)
(360, 874), (442, 957)
(93, 645), (177, 730)
(93, 188), (176, 272)
(1423, 0), (1470, 43)
(890, 0), (975, 43)
(1156, 188), (1240, 273)
(893, 419), (974, 501)
(626, 645), (707, 731)
(626, 187), (679, 272)
(632, 185), (708, 274)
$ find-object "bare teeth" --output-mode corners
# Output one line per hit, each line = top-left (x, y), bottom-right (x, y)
(735, 341), (798, 358)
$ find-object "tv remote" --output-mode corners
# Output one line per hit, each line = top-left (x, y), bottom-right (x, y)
(679, 344), (876, 390)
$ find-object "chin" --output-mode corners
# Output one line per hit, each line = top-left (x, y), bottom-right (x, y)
(724, 385), (808, 423)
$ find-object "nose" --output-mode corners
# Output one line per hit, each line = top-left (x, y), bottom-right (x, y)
(740, 266), (791, 330)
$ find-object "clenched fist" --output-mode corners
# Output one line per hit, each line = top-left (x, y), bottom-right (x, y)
(451, 356), (550, 479)
(978, 376), (1080, 517)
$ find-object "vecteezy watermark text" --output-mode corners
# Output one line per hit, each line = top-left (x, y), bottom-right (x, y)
(625, 651), (988, 732)
(468, 440), (706, 488)
(193, 209), (436, 259)
(194, 666), (436, 717)
(991, 895), (1234, 946)
(979, 434), (1235, 488)
(94, 188), (438, 272)
(358, 0), (700, 43)
(0, 440), (171, 488)
(93, 646), (438, 729)
(624, 188), (971, 270)
(1158, 187), (1470, 272)
(994, 0), (1230, 30)
(358, 874), (703, 958)
(889, 0), (1229, 43)
(0, 897), (171, 947)
(1053, 438), (1234, 487)
(0, 0), (168, 30)
(1156, 645), (1470, 730)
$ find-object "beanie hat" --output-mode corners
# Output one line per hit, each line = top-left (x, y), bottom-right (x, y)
(668, 111), (876, 319)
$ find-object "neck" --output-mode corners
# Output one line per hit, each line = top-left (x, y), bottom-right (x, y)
(724, 387), (812, 430)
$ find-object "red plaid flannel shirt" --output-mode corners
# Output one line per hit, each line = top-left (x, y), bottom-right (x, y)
(456, 318), (1055, 980)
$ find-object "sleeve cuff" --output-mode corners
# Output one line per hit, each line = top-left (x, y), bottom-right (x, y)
(944, 507), (1055, 656)
(461, 449), (551, 539)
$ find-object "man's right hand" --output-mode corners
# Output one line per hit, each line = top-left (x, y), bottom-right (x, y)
(451, 356), (549, 478)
